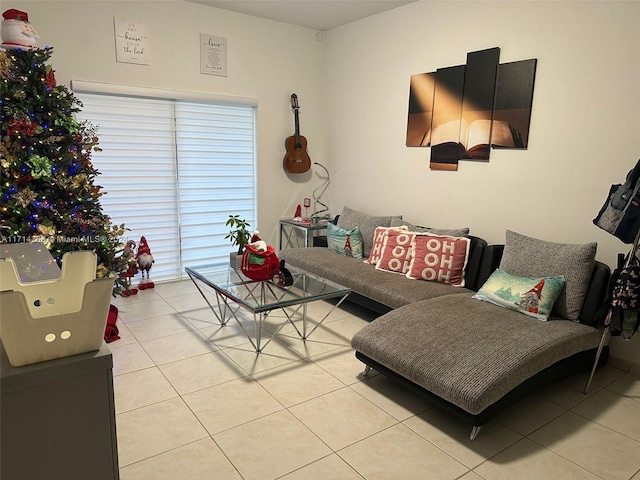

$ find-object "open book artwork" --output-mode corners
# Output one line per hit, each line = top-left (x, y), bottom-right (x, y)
(405, 47), (536, 171)
(430, 118), (524, 162)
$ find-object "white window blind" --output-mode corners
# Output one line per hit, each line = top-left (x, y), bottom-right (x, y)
(74, 87), (256, 282)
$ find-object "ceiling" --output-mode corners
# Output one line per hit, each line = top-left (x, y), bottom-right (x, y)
(184, 0), (416, 31)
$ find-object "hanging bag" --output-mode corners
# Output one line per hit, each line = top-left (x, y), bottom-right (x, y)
(593, 158), (640, 243)
(608, 253), (640, 339)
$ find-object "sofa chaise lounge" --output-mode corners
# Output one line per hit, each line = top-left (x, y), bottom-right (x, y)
(279, 207), (611, 439)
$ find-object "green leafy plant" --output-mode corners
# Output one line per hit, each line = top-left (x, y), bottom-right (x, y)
(225, 215), (251, 254)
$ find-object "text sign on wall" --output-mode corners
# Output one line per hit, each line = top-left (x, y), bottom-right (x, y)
(114, 19), (149, 65)
(200, 33), (227, 77)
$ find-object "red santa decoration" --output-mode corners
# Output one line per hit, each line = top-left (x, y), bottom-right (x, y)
(136, 236), (155, 289)
(1, 9), (39, 50)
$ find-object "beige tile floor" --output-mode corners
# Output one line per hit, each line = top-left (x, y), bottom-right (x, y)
(110, 279), (640, 480)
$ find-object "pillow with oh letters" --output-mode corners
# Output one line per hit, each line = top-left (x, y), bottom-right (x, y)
(405, 233), (471, 286)
(375, 229), (417, 274)
(365, 226), (408, 265)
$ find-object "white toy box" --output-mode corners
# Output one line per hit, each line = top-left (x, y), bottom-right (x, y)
(0, 243), (115, 366)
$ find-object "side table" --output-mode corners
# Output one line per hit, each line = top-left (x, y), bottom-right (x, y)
(279, 218), (328, 250)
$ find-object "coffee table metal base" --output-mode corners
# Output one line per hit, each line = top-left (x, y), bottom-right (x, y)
(187, 272), (350, 353)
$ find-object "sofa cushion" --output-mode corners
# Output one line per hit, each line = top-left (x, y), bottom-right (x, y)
(337, 206), (402, 258)
(351, 294), (602, 415)
(279, 247), (471, 309)
(406, 233), (470, 286)
(390, 218), (469, 238)
(499, 230), (597, 321)
(473, 269), (566, 321)
(376, 229), (416, 274)
(327, 223), (363, 259)
(366, 226), (408, 265)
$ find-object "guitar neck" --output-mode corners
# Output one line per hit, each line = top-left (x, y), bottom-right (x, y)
(294, 108), (301, 149)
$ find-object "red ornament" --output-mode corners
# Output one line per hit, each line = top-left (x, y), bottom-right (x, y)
(45, 69), (56, 90)
(15, 175), (33, 186)
(8, 118), (38, 136)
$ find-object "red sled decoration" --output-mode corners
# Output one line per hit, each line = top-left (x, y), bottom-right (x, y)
(241, 243), (282, 283)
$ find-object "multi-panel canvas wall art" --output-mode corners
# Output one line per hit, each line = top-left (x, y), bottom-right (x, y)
(429, 65), (465, 169)
(493, 59), (537, 149)
(406, 72), (436, 147)
(406, 47), (537, 171)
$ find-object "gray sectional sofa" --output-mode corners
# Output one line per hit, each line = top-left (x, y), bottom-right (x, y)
(278, 208), (611, 439)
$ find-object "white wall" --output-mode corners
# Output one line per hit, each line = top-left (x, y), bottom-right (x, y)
(12, 0), (640, 369)
(320, 0), (640, 370)
(14, 0), (326, 244)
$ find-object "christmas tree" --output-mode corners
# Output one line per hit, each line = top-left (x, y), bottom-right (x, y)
(1, 46), (130, 294)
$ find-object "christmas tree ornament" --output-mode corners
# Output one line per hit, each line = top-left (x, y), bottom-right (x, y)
(13, 186), (36, 207)
(26, 154), (52, 180)
(0, 50), (10, 76)
(1, 9), (39, 50)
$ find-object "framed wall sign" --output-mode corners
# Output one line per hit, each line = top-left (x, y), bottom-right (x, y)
(114, 19), (149, 65)
(200, 33), (227, 76)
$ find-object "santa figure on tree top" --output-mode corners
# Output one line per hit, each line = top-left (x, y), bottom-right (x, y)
(1, 9), (39, 49)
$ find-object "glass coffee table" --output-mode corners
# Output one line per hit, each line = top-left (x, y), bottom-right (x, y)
(185, 263), (351, 353)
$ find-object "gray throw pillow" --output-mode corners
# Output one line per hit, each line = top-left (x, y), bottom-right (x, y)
(337, 206), (401, 258)
(390, 218), (470, 238)
(498, 230), (597, 321)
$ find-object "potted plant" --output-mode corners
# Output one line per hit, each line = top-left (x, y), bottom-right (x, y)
(225, 214), (251, 268)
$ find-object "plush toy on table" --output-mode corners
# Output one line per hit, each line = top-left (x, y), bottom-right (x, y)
(121, 240), (139, 297)
(241, 231), (279, 282)
(241, 231), (292, 286)
(136, 236), (155, 289)
(248, 231), (268, 251)
(1, 9), (39, 50)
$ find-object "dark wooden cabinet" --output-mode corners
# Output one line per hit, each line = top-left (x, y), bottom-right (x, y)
(1, 342), (119, 480)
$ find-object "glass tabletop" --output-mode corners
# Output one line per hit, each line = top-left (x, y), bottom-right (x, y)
(185, 263), (350, 313)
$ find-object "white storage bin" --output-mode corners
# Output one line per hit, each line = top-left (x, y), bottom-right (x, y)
(0, 243), (115, 367)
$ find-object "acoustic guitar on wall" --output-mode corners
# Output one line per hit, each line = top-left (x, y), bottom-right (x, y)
(284, 93), (311, 173)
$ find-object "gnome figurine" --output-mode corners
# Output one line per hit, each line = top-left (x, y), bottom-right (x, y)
(1, 9), (39, 50)
(519, 278), (545, 314)
(293, 204), (302, 221)
(136, 236), (155, 289)
(121, 240), (139, 297)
